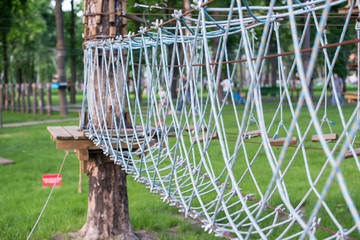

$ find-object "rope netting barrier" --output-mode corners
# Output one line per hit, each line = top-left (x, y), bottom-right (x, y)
(80, 0), (360, 238)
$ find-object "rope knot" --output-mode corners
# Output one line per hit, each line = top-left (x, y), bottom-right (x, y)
(191, 0), (202, 10)
(172, 10), (183, 19)
(356, 18), (360, 31)
(139, 26), (147, 35)
(151, 19), (163, 30)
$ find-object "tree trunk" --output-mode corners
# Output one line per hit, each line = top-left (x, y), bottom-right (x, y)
(270, 37), (277, 88)
(69, 0), (76, 104)
(55, 0), (68, 116)
(72, 0), (136, 239)
(73, 152), (134, 239)
(303, 15), (312, 99)
(2, 32), (8, 85)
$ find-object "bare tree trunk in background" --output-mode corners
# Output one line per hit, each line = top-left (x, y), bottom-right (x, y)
(270, 38), (277, 88)
(72, 0), (135, 239)
(69, 0), (76, 104)
(2, 32), (8, 85)
(55, 0), (68, 116)
(182, 0), (191, 35)
(303, 18), (312, 99)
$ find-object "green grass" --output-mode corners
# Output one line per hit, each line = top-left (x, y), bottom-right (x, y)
(1, 111), (79, 125)
(0, 118), (216, 239)
(0, 99), (359, 239)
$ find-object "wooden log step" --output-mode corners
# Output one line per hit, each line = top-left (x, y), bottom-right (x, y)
(184, 124), (207, 132)
(243, 130), (261, 138)
(344, 148), (360, 159)
(269, 137), (297, 147)
(192, 132), (218, 143)
(311, 133), (338, 142)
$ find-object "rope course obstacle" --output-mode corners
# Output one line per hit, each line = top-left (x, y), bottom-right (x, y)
(80, 0), (360, 238)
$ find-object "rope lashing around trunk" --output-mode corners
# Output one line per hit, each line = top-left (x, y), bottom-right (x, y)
(80, 0), (360, 239)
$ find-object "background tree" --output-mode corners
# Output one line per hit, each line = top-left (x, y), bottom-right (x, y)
(55, 0), (68, 116)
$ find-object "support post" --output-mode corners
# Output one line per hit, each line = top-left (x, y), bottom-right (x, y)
(21, 83), (25, 113)
(47, 83), (52, 115)
(32, 83), (37, 114)
(16, 83), (21, 112)
(10, 84), (15, 112)
(73, 152), (134, 239)
(39, 83), (44, 115)
(0, 84), (3, 111)
(26, 83), (31, 114)
(4, 84), (8, 111)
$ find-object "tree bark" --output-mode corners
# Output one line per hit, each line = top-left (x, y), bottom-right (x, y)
(303, 16), (312, 99)
(55, 0), (68, 116)
(73, 0), (135, 239)
(69, 0), (76, 104)
(73, 152), (134, 240)
(2, 32), (8, 85)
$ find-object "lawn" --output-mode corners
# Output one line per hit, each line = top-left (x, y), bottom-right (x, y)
(0, 116), (216, 239)
(0, 98), (359, 239)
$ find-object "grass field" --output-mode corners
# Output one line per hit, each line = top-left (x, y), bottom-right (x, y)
(0, 98), (359, 239)
(0, 115), (216, 239)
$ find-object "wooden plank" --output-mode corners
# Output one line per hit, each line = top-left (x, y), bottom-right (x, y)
(109, 26), (116, 37)
(47, 126), (74, 140)
(184, 125), (207, 132)
(244, 130), (261, 138)
(192, 132), (218, 143)
(56, 139), (98, 150)
(345, 148), (360, 159)
(311, 133), (338, 142)
(270, 137), (297, 147)
(55, 138), (155, 150)
(81, 160), (88, 173)
(338, 7), (359, 15)
(95, 0), (103, 24)
(109, 0), (115, 23)
(75, 149), (89, 161)
(84, 27), (90, 37)
(63, 126), (87, 140)
(92, 27), (97, 36)
(0, 158), (14, 165)
(82, 0), (88, 24)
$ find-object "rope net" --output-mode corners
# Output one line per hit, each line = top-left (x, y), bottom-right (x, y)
(81, 0), (360, 238)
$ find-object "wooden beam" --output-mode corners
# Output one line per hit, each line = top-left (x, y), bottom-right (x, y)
(47, 126), (74, 140)
(244, 129), (261, 138)
(184, 125), (207, 132)
(63, 126), (88, 140)
(311, 133), (338, 142)
(269, 137), (297, 147)
(56, 139), (99, 150)
(82, 0), (88, 24)
(344, 148), (360, 159)
(109, 0), (115, 23)
(192, 132), (218, 143)
(95, 0), (103, 24)
(75, 149), (89, 161)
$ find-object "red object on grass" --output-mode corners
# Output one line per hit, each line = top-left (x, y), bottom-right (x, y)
(42, 174), (62, 187)
(156, 120), (164, 126)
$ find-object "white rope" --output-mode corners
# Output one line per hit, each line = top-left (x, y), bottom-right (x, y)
(27, 150), (69, 240)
